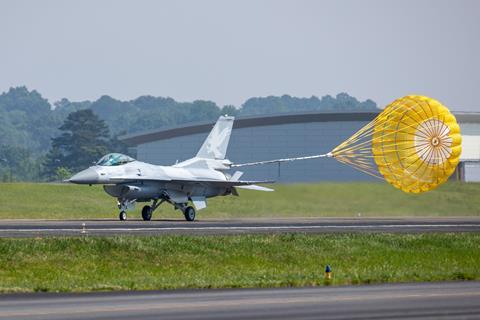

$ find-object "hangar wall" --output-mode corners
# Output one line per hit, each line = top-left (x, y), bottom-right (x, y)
(121, 112), (480, 183)
(136, 121), (371, 182)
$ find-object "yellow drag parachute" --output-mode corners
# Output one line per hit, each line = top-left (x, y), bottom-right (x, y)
(331, 95), (462, 193)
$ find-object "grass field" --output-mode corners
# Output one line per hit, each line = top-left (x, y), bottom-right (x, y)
(0, 182), (479, 219)
(0, 233), (478, 293)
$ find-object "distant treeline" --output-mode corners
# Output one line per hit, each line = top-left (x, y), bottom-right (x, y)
(0, 86), (378, 181)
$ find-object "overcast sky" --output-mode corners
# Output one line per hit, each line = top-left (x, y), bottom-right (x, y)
(0, 0), (479, 110)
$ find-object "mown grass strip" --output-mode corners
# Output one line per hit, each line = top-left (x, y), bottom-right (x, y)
(0, 233), (478, 293)
(0, 182), (479, 219)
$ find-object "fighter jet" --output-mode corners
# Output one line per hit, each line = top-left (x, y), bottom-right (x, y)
(68, 116), (278, 221)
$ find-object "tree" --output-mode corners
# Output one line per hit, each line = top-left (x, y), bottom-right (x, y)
(0, 86), (60, 155)
(0, 145), (40, 181)
(55, 167), (72, 182)
(43, 109), (110, 179)
(240, 93), (378, 115)
(220, 105), (239, 117)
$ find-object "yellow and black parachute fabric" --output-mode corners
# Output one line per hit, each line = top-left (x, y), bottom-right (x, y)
(330, 95), (462, 193)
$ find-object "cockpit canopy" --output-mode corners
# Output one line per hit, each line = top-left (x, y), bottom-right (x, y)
(96, 153), (135, 166)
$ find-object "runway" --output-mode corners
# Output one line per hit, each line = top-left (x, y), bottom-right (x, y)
(0, 281), (479, 319)
(0, 217), (478, 237)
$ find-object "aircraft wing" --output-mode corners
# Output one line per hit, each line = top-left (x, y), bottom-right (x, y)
(107, 175), (273, 189)
(107, 176), (172, 183)
(177, 179), (274, 192)
(174, 179), (275, 192)
(170, 179), (274, 189)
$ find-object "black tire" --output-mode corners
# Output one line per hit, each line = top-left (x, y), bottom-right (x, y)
(142, 205), (152, 221)
(119, 211), (127, 221)
(184, 206), (196, 222)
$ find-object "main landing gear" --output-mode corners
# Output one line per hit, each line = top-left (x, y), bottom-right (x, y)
(117, 198), (197, 222)
(141, 205), (152, 221)
(172, 203), (196, 222)
(162, 196), (197, 222)
(183, 206), (196, 222)
(141, 199), (164, 221)
(140, 202), (196, 222)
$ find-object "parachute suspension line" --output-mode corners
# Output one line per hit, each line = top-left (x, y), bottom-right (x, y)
(334, 156), (384, 180)
(332, 113), (446, 156)
(331, 113), (452, 157)
(328, 95), (462, 193)
(328, 105), (403, 178)
(231, 153), (331, 168)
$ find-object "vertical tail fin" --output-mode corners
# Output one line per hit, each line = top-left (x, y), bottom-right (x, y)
(196, 116), (234, 160)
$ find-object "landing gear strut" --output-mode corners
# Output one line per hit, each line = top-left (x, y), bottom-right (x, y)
(156, 193), (197, 222)
(117, 199), (136, 221)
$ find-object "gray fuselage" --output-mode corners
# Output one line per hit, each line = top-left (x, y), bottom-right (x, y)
(70, 159), (233, 203)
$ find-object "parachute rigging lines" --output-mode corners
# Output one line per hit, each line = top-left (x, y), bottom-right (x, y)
(330, 95), (462, 193)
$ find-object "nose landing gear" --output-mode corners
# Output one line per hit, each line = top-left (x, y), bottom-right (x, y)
(119, 211), (127, 221)
(117, 198), (136, 221)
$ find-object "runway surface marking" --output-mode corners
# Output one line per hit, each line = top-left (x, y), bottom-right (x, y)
(1, 218), (479, 237)
(1, 292), (480, 317)
(1, 224), (479, 233)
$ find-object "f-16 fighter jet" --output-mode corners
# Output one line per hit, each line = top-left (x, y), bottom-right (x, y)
(68, 116), (282, 221)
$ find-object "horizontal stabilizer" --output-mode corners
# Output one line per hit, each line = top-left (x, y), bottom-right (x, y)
(236, 184), (274, 192)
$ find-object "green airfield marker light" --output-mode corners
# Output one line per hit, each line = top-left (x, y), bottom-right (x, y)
(325, 265), (332, 280)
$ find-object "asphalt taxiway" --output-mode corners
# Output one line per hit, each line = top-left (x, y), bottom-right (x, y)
(0, 281), (479, 319)
(0, 217), (478, 237)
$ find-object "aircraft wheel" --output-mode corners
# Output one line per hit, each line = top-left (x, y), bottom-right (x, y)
(142, 205), (152, 221)
(119, 211), (127, 221)
(184, 206), (196, 222)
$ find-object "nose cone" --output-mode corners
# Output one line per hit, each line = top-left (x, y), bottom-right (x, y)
(68, 167), (99, 184)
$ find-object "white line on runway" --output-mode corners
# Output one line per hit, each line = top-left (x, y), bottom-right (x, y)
(0, 224), (479, 233)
